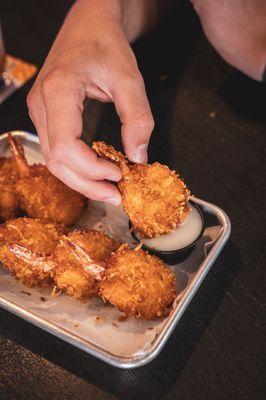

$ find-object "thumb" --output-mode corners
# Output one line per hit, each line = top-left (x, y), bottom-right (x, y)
(112, 70), (154, 163)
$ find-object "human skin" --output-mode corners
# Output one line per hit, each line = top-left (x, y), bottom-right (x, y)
(27, 0), (266, 205)
(191, 0), (266, 81)
(27, 0), (158, 205)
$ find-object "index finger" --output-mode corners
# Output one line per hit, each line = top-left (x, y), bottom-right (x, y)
(41, 74), (122, 182)
(111, 70), (154, 164)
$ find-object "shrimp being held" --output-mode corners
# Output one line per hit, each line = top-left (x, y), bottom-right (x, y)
(8, 134), (86, 226)
(92, 141), (190, 238)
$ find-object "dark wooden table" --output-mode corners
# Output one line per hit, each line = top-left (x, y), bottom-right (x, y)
(0, 1), (265, 399)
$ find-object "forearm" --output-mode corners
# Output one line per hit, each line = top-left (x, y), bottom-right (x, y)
(192, 0), (266, 81)
(119, 0), (167, 42)
(70, 0), (167, 44)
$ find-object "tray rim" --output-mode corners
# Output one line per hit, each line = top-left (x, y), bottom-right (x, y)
(0, 131), (231, 369)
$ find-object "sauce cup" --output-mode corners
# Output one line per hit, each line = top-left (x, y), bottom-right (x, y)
(130, 201), (205, 265)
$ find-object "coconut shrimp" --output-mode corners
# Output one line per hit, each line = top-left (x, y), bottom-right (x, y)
(0, 157), (20, 221)
(8, 134), (86, 226)
(0, 218), (62, 287)
(92, 141), (190, 238)
(100, 244), (178, 320)
(52, 230), (120, 302)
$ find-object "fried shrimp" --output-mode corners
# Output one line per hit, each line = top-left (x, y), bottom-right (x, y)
(100, 244), (177, 319)
(8, 134), (86, 226)
(52, 230), (120, 302)
(92, 141), (190, 238)
(0, 157), (20, 221)
(0, 218), (62, 287)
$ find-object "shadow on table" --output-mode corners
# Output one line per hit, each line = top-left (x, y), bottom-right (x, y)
(0, 239), (240, 400)
(219, 72), (266, 123)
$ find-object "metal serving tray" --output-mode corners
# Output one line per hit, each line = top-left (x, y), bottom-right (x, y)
(0, 131), (231, 369)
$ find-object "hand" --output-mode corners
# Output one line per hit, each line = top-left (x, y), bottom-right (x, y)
(192, 0), (266, 81)
(27, 0), (154, 206)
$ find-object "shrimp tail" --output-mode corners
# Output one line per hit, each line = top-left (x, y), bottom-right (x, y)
(8, 134), (30, 176)
(60, 236), (105, 280)
(8, 243), (55, 272)
(92, 141), (129, 175)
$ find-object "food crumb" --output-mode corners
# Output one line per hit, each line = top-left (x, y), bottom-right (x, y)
(209, 111), (216, 119)
(20, 291), (31, 296)
(74, 323), (80, 328)
(148, 327), (153, 331)
(40, 296), (46, 302)
(112, 322), (118, 328)
(95, 316), (104, 323)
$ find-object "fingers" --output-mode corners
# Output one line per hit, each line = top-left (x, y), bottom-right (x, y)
(112, 69), (154, 163)
(27, 84), (51, 160)
(47, 157), (121, 205)
(27, 74), (122, 205)
(41, 73), (122, 182)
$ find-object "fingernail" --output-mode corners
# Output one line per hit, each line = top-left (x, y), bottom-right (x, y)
(131, 144), (148, 163)
(107, 172), (122, 182)
(104, 196), (121, 206)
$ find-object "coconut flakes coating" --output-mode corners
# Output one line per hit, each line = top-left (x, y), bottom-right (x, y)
(8, 134), (86, 226)
(0, 157), (20, 221)
(92, 141), (190, 238)
(100, 245), (178, 320)
(0, 217), (62, 287)
(52, 230), (120, 301)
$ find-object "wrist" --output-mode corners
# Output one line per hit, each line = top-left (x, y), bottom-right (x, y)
(118, 0), (159, 42)
(71, 0), (123, 27)
(71, 0), (161, 43)
(73, 0), (146, 42)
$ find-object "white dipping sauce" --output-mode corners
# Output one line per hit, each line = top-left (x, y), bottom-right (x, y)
(135, 204), (203, 251)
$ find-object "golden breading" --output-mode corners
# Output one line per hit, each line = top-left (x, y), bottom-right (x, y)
(52, 230), (120, 302)
(8, 135), (86, 226)
(0, 157), (20, 221)
(0, 218), (62, 287)
(16, 164), (86, 226)
(100, 245), (178, 319)
(92, 141), (190, 238)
